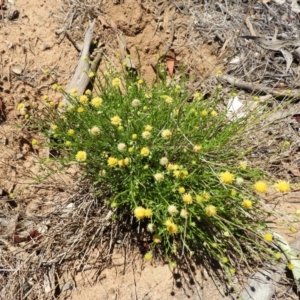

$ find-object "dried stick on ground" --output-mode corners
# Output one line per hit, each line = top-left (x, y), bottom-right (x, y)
(222, 75), (300, 99)
(63, 19), (101, 106)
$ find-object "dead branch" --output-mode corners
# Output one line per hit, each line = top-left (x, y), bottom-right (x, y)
(63, 19), (101, 106)
(222, 75), (300, 98)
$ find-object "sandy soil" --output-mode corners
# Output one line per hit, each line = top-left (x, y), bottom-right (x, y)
(1, 0), (299, 299)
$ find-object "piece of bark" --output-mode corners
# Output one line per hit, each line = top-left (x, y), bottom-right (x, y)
(62, 19), (101, 106)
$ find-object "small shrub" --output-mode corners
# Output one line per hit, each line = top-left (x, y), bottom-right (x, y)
(30, 64), (289, 277)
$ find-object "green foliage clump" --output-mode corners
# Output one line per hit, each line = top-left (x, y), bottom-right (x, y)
(32, 66), (284, 275)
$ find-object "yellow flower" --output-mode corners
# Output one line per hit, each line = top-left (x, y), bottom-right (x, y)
(91, 97), (103, 108)
(178, 187), (185, 194)
(242, 199), (252, 210)
(89, 72), (95, 78)
(118, 126), (123, 131)
(90, 126), (100, 135)
(58, 102), (65, 108)
(107, 157), (118, 167)
(142, 131), (151, 139)
(167, 163), (178, 171)
(70, 88), (77, 95)
(145, 125), (152, 131)
(168, 205), (178, 215)
(85, 89), (92, 95)
(219, 171), (234, 184)
(124, 157), (130, 165)
(17, 103), (25, 111)
(147, 223), (155, 233)
(194, 92), (201, 100)
(205, 205), (217, 217)
(31, 139), (38, 145)
(79, 95), (88, 104)
(111, 115), (122, 126)
(166, 222), (178, 234)
(216, 70), (222, 75)
(51, 125), (58, 131)
(180, 209), (189, 219)
(296, 210), (300, 217)
(112, 78), (121, 88)
(137, 79), (143, 85)
(153, 235), (161, 243)
(230, 268), (236, 275)
(274, 252), (281, 260)
(68, 129), (75, 135)
(144, 208), (152, 217)
(236, 177), (244, 185)
(193, 144), (202, 152)
(144, 252), (152, 261)
(77, 107), (84, 113)
(196, 195), (203, 202)
(131, 99), (141, 107)
(211, 110), (218, 117)
(239, 161), (247, 170)
(132, 134), (138, 140)
(174, 169), (188, 180)
(182, 193), (193, 204)
(117, 143), (126, 152)
(221, 257), (228, 264)
(203, 192), (210, 200)
(201, 110), (208, 116)
(264, 233), (273, 242)
(67, 105), (74, 111)
(140, 147), (150, 156)
(65, 141), (71, 147)
(154, 173), (164, 182)
(134, 206), (145, 220)
(145, 92), (152, 98)
(144, 165), (149, 169)
(164, 96), (173, 104)
(44, 69), (50, 75)
(128, 147), (134, 153)
(42, 95), (48, 101)
(118, 159), (125, 167)
(287, 263), (295, 270)
(165, 219), (172, 226)
(254, 181), (268, 193)
(230, 189), (237, 196)
(159, 157), (168, 166)
(76, 151), (87, 162)
(274, 180), (290, 193)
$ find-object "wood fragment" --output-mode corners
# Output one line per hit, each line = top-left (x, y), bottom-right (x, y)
(62, 19), (102, 106)
(222, 75), (300, 98)
(245, 16), (257, 36)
